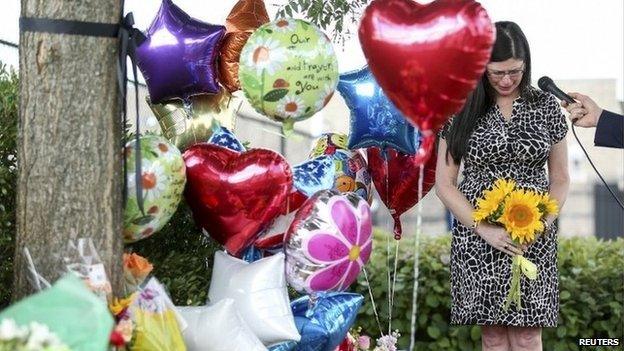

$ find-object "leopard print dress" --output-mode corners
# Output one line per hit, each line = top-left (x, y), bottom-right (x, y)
(439, 88), (568, 327)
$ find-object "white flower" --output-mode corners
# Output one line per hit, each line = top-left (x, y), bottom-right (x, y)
(244, 37), (286, 75)
(0, 319), (25, 340)
(277, 95), (306, 119)
(116, 319), (134, 343)
(314, 84), (335, 112)
(272, 18), (297, 32)
(25, 322), (62, 349)
(140, 160), (166, 202)
(0, 320), (69, 350)
(128, 160), (166, 202)
(374, 330), (400, 351)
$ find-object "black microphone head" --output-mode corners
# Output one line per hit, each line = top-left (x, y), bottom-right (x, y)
(537, 76), (575, 103)
(538, 76), (554, 91)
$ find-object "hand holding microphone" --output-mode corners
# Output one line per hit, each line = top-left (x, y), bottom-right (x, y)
(538, 76), (623, 208)
(537, 76), (603, 128)
(560, 93), (603, 128)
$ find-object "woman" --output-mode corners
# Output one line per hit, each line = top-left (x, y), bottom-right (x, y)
(435, 21), (569, 351)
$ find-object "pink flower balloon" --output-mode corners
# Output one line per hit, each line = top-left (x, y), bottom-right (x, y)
(285, 190), (372, 293)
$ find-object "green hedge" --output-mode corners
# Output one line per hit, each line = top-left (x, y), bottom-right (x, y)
(354, 232), (624, 350)
(126, 203), (220, 306)
(0, 63), (18, 309)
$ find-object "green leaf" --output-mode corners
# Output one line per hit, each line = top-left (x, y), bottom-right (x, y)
(553, 343), (567, 351)
(427, 326), (441, 339)
(132, 215), (155, 226)
(240, 73), (261, 91)
(426, 294), (440, 307)
(263, 89), (289, 102)
(470, 326), (481, 341)
(438, 337), (450, 348)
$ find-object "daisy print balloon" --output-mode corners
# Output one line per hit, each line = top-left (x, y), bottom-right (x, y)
(123, 135), (186, 243)
(239, 18), (339, 132)
(285, 190), (373, 293)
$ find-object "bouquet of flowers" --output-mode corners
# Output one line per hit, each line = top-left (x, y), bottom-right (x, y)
(109, 294), (136, 350)
(341, 327), (401, 351)
(122, 253), (154, 294)
(0, 274), (114, 351)
(109, 253), (155, 350)
(473, 179), (559, 310)
(0, 319), (71, 351)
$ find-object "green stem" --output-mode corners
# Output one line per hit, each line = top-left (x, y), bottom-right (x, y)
(503, 255), (522, 311)
(260, 69), (266, 113)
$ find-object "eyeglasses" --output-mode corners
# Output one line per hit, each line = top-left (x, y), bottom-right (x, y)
(486, 67), (525, 81)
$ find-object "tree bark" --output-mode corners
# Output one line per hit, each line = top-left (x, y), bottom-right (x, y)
(14, 0), (123, 299)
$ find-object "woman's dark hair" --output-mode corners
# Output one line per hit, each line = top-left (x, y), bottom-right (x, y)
(444, 21), (536, 164)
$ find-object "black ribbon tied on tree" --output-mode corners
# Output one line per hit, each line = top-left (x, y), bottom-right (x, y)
(20, 13), (148, 214)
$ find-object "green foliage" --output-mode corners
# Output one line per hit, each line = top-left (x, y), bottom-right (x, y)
(125, 203), (220, 306)
(0, 63), (18, 308)
(354, 232), (624, 350)
(276, 0), (370, 44)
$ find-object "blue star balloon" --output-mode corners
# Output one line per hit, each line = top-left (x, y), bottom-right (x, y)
(292, 156), (335, 197)
(208, 127), (246, 152)
(269, 293), (364, 351)
(338, 67), (416, 154)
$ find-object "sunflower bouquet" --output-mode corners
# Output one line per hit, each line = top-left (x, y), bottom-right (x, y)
(473, 179), (559, 310)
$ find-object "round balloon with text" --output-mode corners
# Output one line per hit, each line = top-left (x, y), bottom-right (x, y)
(239, 18), (339, 132)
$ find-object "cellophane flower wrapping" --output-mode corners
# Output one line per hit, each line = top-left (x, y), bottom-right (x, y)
(0, 274), (114, 351)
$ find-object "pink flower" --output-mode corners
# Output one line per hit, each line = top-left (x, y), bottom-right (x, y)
(358, 335), (371, 349)
(305, 197), (372, 291)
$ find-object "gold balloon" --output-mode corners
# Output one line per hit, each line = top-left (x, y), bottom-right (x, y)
(148, 89), (240, 151)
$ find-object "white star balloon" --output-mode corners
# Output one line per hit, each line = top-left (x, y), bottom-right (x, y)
(208, 251), (300, 346)
(177, 299), (267, 351)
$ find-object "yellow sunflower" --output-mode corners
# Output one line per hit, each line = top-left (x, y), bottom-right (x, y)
(473, 179), (517, 222)
(538, 193), (559, 216)
(499, 189), (544, 244)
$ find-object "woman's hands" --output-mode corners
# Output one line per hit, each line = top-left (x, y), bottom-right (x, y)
(475, 222), (525, 256)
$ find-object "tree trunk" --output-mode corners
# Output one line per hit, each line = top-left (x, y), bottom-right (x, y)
(14, 0), (123, 299)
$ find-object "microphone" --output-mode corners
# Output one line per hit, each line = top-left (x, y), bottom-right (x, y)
(537, 76), (575, 104)
(538, 76), (624, 211)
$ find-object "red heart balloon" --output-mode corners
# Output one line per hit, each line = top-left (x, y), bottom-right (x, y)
(359, 0), (494, 135)
(254, 190), (308, 250)
(183, 144), (292, 256)
(367, 143), (437, 240)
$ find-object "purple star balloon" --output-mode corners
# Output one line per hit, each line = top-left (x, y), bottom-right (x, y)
(137, 0), (226, 103)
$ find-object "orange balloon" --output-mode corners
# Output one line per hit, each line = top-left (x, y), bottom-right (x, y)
(219, 0), (270, 92)
(226, 0), (270, 32)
